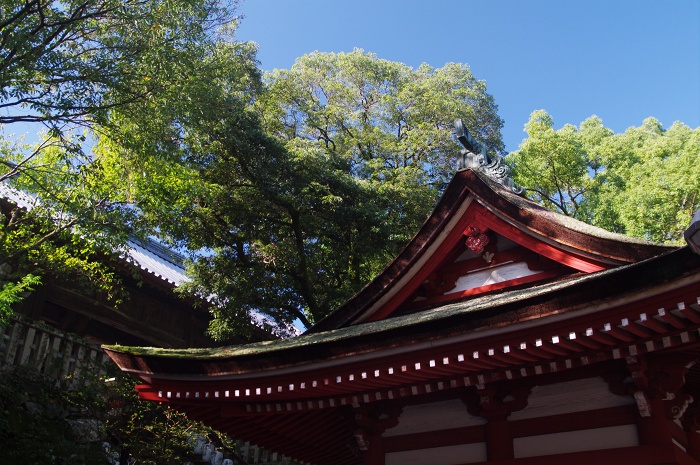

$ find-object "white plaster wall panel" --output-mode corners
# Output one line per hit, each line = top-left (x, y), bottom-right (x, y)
(385, 443), (487, 465)
(513, 424), (639, 458)
(383, 399), (486, 437)
(509, 376), (634, 420)
(450, 262), (538, 294)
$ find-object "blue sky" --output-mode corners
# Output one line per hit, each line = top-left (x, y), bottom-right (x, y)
(235, 0), (700, 153)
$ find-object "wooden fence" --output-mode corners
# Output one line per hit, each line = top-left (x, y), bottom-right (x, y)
(191, 438), (304, 465)
(0, 316), (110, 385)
(0, 317), (306, 465)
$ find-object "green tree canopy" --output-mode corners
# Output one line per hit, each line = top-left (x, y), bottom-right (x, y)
(99, 49), (504, 337)
(0, 0), (241, 323)
(0, 0), (232, 128)
(259, 50), (504, 186)
(509, 110), (700, 243)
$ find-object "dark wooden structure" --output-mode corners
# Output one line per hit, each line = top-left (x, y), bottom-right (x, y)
(10, 240), (214, 349)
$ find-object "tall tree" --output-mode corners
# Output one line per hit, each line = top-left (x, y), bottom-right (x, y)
(509, 110), (700, 243)
(0, 0), (241, 323)
(100, 50), (504, 337)
(259, 50), (504, 187)
(0, 0), (232, 128)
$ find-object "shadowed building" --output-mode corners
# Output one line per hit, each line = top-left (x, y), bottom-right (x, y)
(105, 126), (700, 465)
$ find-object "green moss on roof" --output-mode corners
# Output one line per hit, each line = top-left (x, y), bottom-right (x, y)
(104, 262), (643, 360)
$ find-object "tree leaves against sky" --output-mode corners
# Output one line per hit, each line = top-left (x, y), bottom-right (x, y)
(99, 49), (504, 336)
(4, 2), (696, 340)
(509, 110), (700, 243)
(0, 0), (238, 322)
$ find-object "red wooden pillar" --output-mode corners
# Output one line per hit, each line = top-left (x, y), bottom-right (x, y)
(484, 415), (514, 460)
(354, 404), (402, 465)
(465, 384), (530, 461)
(636, 396), (674, 446)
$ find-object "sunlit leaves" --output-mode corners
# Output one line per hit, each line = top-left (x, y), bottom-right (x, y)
(508, 110), (589, 217)
(0, 0), (239, 316)
(100, 49), (505, 336)
(260, 50), (504, 186)
(0, 0), (235, 128)
(510, 110), (700, 243)
(600, 121), (700, 242)
(0, 274), (40, 327)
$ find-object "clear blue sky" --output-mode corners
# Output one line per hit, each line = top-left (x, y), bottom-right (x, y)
(235, 0), (700, 153)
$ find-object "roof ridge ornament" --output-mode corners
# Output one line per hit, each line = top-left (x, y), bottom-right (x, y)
(454, 119), (524, 195)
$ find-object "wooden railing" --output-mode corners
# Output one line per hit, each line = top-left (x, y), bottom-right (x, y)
(0, 316), (110, 385)
(191, 437), (305, 465)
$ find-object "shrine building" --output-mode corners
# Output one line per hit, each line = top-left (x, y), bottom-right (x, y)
(104, 125), (700, 465)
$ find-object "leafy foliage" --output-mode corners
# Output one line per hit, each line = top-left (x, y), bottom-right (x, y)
(0, 0), (233, 128)
(259, 50), (504, 186)
(0, 274), (40, 327)
(105, 374), (237, 465)
(0, 132), (138, 336)
(0, 360), (230, 464)
(509, 110), (700, 243)
(99, 49), (504, 335)
(0, 363), (107, 465)
(0, 0), (240, 321)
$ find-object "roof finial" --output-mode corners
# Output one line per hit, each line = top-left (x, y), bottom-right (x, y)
(454, 119), (523, 195)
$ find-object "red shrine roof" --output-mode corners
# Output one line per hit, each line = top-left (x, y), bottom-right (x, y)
(309, 168), (672, 331)
(106, 246), (697, 377)
(103, 167), (695, 465)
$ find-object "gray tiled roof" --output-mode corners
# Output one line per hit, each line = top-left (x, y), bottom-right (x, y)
(0, 182), (188, 286)
(0, 182), (299, 337)
(124, 239), (189, 286)
(0, 182), (36, 210)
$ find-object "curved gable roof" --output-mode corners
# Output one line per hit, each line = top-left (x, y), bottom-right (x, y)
(309, 168), (674, 332)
